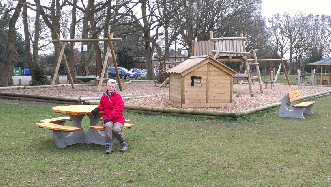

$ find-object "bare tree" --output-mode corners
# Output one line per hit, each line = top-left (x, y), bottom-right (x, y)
(39, 0), (66, 81)
(140, 0), (157, 79)
(0, 0), (24, 87)
(33, 0), (41, 64)
(155, 0), (181, 62)
(268, 12), (318, 74)
(175, 0), (264, 57)
(68, 0), (77, 76)
(22, 0), (32, 68)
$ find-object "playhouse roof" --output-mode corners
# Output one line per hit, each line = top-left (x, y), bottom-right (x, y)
(166, 56), (236, 76)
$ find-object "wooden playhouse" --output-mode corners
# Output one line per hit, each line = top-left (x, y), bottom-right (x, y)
(166, 56), (236, 108)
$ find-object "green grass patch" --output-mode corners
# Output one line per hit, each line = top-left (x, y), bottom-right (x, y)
(261, 74), (312, 85)
(0, 96), (330, 186)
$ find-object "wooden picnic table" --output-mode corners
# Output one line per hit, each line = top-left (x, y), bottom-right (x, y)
(36, 105), (102, 148)
(37, 105), (132, 148)
(50, 105), (105, 147)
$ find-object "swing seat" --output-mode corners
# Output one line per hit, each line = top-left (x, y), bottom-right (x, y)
(76, 76), (98, 82)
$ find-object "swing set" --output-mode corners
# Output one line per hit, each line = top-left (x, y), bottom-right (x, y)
(51, 33), (122, 92)
(73, 50), (99, 82)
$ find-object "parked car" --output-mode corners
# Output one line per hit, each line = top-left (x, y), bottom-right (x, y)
(108, 67), (135, 79)
(120, 67), (136, 79)
(129, 68), (146, 78)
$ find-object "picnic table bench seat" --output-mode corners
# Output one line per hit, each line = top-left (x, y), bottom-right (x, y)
(278, 90), (315, 119)
(36, 117), (78, 132)
(90, 123), (134, 130)
(36, 116), (85, 148)
(38, 117), (71, 124)
(36, 122), (83, 132)
(85, 119), (133, 146)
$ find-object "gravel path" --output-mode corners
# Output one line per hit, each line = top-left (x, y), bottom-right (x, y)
(1, 81), (330, 113)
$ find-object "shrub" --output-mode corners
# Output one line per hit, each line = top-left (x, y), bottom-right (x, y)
(29, 65), (50, 85)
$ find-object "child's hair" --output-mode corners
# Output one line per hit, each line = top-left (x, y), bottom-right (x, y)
(107, 79), (117, 85)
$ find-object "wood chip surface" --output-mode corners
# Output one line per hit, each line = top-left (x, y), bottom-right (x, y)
(1, 81), (330, 113)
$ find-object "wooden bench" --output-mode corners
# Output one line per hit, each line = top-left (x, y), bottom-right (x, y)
(234, 74), (258, 84)
(36, 117), (85, 148)
(278, 90), (315, 119)
(36, 122), (83, 132)
(264, 80), (274, 88)
(36, 117), (81, 132)
(38, 117), (71, 124)
(90, 123), (134, 130)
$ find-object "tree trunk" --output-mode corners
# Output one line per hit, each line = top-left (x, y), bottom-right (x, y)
(33, 0), (41, 64)
(80, 0), (94, 76)
(141, 0), (154, 80)
(23, 1), (33, 70)
(0, 0), (24, 87)
(102, 1), (112, 73)
(289, 39), (294, 74)
(40, 0), (61, 83)
(69, 0), (77, 77)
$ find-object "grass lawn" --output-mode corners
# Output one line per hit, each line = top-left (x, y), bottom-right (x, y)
(0, 96), (330, 186)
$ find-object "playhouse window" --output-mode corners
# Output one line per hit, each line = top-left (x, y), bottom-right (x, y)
(191, 76), (202, 86)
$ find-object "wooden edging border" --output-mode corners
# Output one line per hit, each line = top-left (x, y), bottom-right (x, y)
(0, 92), (81, 104)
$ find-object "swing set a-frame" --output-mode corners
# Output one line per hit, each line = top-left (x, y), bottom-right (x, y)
(51, 32), (122, 92)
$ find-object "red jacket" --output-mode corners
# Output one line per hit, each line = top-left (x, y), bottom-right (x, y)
(97, 90), (125, 124)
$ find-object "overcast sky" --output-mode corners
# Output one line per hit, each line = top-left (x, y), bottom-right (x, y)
(261, 0), (331, 17)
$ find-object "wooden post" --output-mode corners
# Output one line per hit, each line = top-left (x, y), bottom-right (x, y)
(56, 34), (75, 89)
(107, 33), (122, 91)
(252, 50), (263, 93)
(281, 59), (291, 86)
(274, 63), (282, 82)
(320, 66), (323, 84)
(209, 31), (214, 56)
(97, 46), (110, 92)
(191, 40), (195, 56)
(245, 59), (253, 96)
(51, 34), (68, 89)
(206, 63), (210, 103)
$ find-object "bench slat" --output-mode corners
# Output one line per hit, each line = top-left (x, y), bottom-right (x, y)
(90, 123), (134, 130)
(36, 122), (83, 132)
(38, 117), (72, 123)
(293, 101), (315, 108)
(288, 90), (301, 102)
(100, 118), (130, 123)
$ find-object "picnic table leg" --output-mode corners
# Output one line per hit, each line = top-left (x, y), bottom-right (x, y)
(86, 113), (101, 126)
(50, 130), (85, 148)
(85, 113), (105, 145)
(68, 114), (85, 127)
(303, 106), (313, 114)
(85, 128), (106, 145)
(85, 129), (117, 146)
